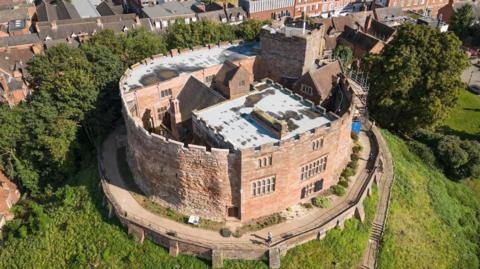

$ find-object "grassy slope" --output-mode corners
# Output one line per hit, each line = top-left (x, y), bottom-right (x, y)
(0, 153), (379, 269)
(378, 131), (480, 269)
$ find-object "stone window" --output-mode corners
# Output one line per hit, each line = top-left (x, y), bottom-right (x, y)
(239, 80), (245, 87)
(252, 176), (276, 197)
(300, 155), (328, 181)
(312, 137), (324, 150)
(301, 179), (324, 199)
(301, 84), (313, 95)
(257, 155), (273, 168)
(161, 88), (172, 98)
(157, 106), (167, 120)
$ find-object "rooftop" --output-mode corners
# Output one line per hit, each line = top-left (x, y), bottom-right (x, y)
(194, 81), (332, 149)
(123, 42), (258, 90)
(142, 0), (197, 19)
(71, 0), (100, 18)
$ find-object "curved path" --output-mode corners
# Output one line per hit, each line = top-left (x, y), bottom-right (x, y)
(358, 127), (395, 269)
(99, 123), (391, 267)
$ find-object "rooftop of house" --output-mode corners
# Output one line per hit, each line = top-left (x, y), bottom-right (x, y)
(96, 0), (124, 16)
(0, 33), (39, 47)
(262, 21), (321, 38)
(71, 0), (100, 18)
(141, 0), (197, 19)
(0, 5), (31, 23)
(0, 171), (19, 219)
(36, 14), (151, 40)
(122, 42), (258, 91)
(36, 0), (81, 21)
(194, 81), (332, 149)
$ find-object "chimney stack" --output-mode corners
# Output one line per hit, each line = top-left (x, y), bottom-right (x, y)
(135, 16), (141, 25)
(96, 18), (103, 28)
(51, 20), (57, 30)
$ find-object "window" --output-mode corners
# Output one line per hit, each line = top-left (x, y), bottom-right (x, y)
(312, 137), (324, 150)
(257, 155), (273, 168)
(161, 88), (172, 98)
(157, 106), (167, 120)
(300, 84), (313, 95)
(301, 179), (324, 199)
(252, 176), (276, 197)
(300, 155), (328, 181)
(239, 80), (246, 87)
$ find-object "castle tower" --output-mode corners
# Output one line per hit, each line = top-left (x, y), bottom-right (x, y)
(257, 22), (325, 86)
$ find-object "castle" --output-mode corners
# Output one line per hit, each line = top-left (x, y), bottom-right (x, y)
(119, 21), (358, 223)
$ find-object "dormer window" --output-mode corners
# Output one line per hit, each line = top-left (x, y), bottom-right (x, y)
(301, 84), (313, 95)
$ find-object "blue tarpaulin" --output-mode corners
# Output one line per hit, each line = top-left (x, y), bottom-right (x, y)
(352, 121), (361, 134)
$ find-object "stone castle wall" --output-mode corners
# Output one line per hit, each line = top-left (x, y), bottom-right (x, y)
(124, 110), (240, 221)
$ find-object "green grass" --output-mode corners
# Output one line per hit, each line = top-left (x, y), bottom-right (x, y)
(442, 89), (480, 140)
(0, 156), (210, 269)
(377, 131), (480, 269)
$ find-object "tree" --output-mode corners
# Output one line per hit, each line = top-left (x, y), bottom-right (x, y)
(123, 28), (167, 66)
(333, 45), (353, 67)
(236, 19), (268, 41)
(449, 4), (475, 40)
(366, 24), (469, 133)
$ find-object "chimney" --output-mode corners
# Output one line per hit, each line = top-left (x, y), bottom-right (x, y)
(279, 121), (289, 138)
(51, 20), (57, 30)
(365, 14), (373, 31)
(0, 75), (10, 100)
(96, 18), (103, 28)
(169, 97), (182, 139)
(135, 16), (141, 26)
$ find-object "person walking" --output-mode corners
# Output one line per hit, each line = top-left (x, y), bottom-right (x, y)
(266, 231), (273, 246)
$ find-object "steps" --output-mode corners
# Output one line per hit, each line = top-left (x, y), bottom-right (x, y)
(370, 222), (383, 241)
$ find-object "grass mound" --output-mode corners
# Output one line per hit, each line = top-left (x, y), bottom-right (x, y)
(378, 131), (480, 269)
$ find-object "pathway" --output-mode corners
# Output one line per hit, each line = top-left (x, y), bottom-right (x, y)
(358, 127), (395, 269)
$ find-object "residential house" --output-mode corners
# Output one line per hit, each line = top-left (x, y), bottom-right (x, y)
(0, 171), (20, 229)
(213, 60), (253, 99)
(239, 0), (294, 20)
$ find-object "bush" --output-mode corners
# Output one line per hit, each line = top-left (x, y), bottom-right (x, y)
(347, 160), (359, 170)
(220, 228), (232, 237)
(352, 144), (363, 154)
(312, 196), (332, 208)
(341, 167), (355, 178)
(351, 132), (359, 141)
(301, 203), (313, 209)
(351, 153), (360, 162)
(338, 179), (349, 188)
(413, 128), (444, 147)
(332, 185), (346, 196)
(408, 140), (436, 167)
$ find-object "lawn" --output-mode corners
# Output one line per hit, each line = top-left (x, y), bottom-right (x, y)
(377, 131), (480, 269)
(0, 152), (379, 269)
(442, 89), (480, 140)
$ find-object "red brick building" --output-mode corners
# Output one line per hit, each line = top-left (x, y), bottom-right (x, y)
(378, 0), (457, 18)
(0, 172), (20, 229)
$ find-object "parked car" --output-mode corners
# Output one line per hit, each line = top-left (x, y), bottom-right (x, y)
(469, 85), (480, 95)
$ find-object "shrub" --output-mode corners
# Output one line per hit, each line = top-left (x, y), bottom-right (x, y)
(338, 179), (349, 188)
(232, 231), (242, 238)
(352, 144), (363, 154)
(341, 167), (355, 178)
(408, 140), (436, 167)
(413, 128), (444, 147)
(351, 132), (359, 141)
(301, 203), (313, 209)
(220, 228), (232, 237)
(347, 160), (359, 170)
(351, 153), (360, 162)
(312, 196), (332, 208)
(332, 185), (346, 196)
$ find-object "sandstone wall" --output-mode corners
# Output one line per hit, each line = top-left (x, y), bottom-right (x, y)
(239, 101), (353, 222)
(124, 111), (240, 221)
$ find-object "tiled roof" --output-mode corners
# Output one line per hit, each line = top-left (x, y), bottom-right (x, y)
(0, 6), (31, 23)
(177, 76), (225, 121)
(0, 34), (40, 47)
(36, 14), (152, 40)
(96, 0), (124, 16)
(309, 60), (342, 100)
(141, 0), (197, 19)
(340, 25), (381, 52)
(35, 0), (80, 21)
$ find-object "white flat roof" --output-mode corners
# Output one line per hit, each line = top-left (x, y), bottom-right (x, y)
(123, 42), (258, 90)
(195, 83), (332, 149)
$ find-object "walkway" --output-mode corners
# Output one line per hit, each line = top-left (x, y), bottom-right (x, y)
(358, 127), (395, 269)
(99, 124), (380, 253)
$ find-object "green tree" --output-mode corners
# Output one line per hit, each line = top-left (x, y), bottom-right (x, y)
(333, 45), (353, 67)
(366, 24), (469, 133)
(236, 19), (267, 41)
(123, 28), (167, 66)
(449, 4), (475, 40)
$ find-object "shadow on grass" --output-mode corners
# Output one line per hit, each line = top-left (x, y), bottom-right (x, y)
(436, 125), (480, 141)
